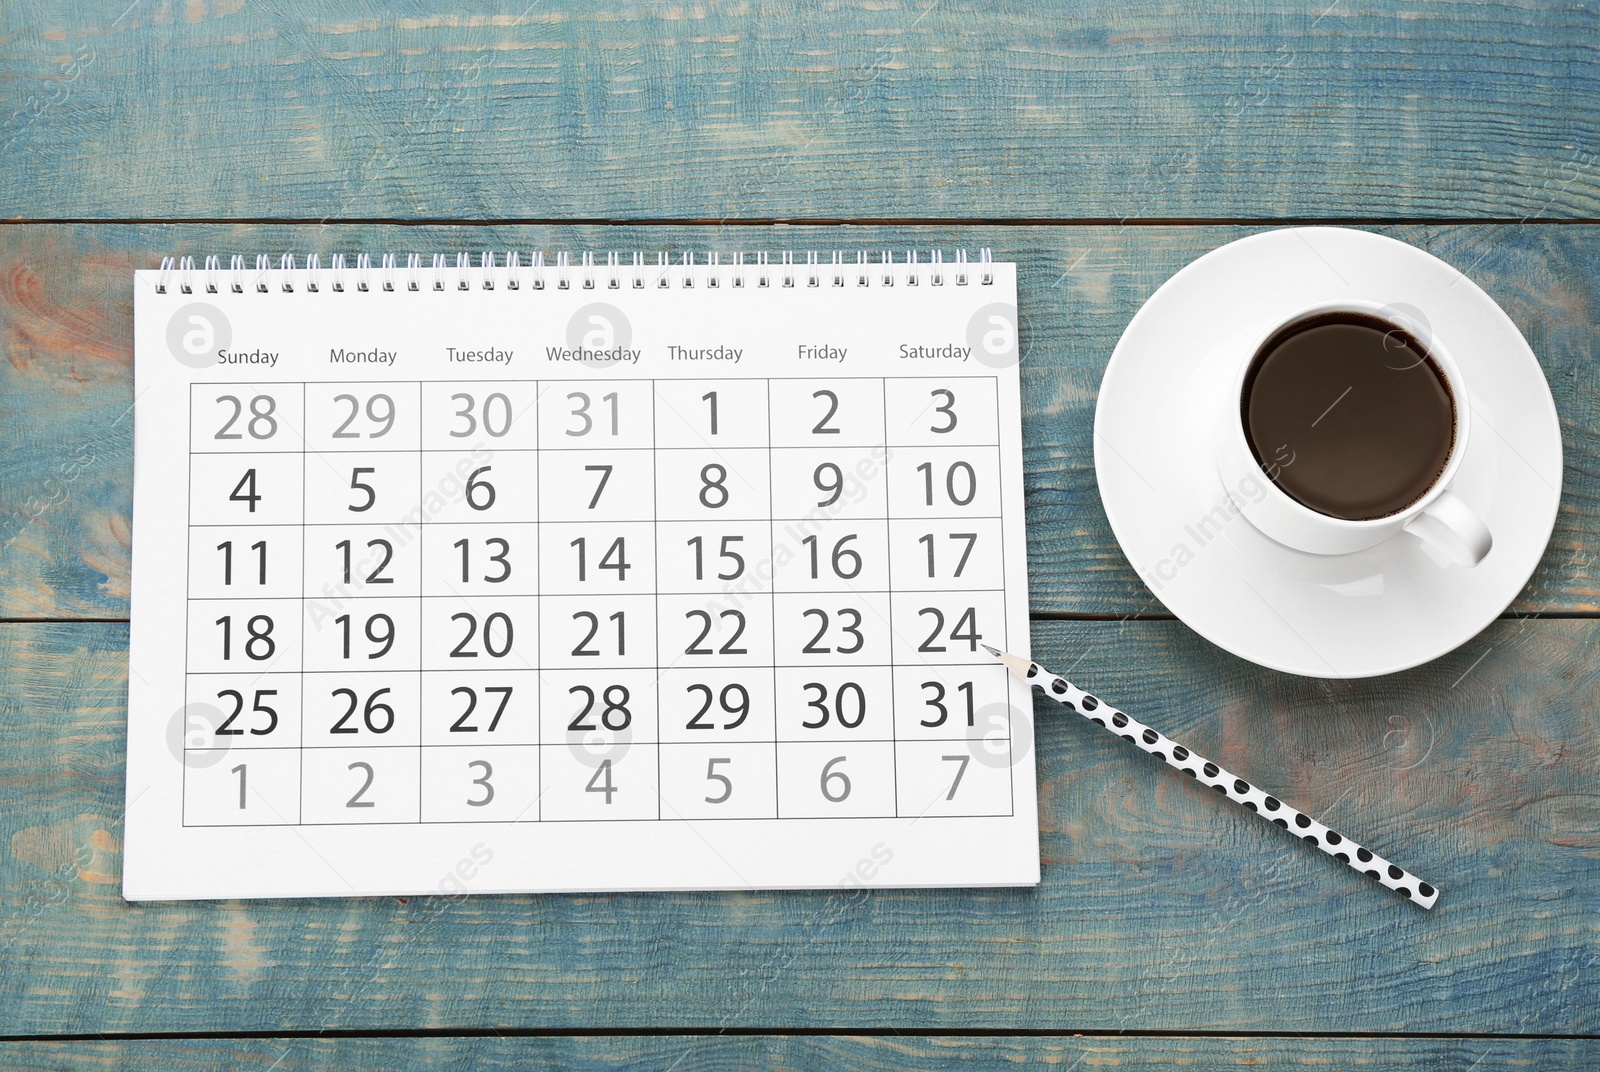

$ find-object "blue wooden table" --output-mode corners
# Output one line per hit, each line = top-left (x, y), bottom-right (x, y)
(2, 3), (1598, 1068)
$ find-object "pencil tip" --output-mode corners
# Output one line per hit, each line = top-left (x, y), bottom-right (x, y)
(981, 644), (1002, 658)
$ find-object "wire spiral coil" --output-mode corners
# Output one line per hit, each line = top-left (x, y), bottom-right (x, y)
(155, 249), (998, 296)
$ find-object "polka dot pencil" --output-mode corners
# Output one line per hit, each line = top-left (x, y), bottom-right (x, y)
(984, 645), (1439, 909)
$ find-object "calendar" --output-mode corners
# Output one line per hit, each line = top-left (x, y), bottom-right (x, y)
(124, 250), (1035, 899)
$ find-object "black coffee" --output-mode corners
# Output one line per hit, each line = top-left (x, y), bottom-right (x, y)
(1242, 312), (1455, 521)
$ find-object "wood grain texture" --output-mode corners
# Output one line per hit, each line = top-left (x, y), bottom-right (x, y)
(3, 1035), (1600, 1071)
(2, 618), (1595, 1036)
(1, 222), (1595, 620)
(0, 2), (1598, 221)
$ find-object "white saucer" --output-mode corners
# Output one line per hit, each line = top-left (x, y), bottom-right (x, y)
(1093, 227), (1563, 678)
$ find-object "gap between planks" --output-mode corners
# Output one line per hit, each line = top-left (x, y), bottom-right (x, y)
(6, 217), (1600, 228)
(2, 1028), (1600, 1044)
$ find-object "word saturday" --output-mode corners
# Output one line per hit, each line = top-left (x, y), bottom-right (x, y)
(898, 343), (972, 360)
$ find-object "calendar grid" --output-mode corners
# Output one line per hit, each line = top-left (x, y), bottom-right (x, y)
(181, 376), (1016, 828)
(296, 383), (307, 826)
(531, 388), (543, 824)
(881, 381), (901, 818)
(765, 379), (782, 817)
(182, 385), (192, 825)
(649, 379), (662, 821)
(994, 376), (1016, 812)
(416, 387), (424, 820)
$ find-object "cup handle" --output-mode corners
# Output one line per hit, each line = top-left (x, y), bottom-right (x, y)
(1403, 490), (1493, 567)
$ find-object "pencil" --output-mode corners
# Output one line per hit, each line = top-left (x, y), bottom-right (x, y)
(984, 645), (1439, 909)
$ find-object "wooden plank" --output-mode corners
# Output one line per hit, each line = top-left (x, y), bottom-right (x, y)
(3, 1035), (1599, 1071)
(1, 3), (1597, 221)
(1, 618), (1596, 1035)
(2, 222), (1595, 619)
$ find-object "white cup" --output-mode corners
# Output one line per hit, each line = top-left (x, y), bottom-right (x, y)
(1215, 299), (1493, 566)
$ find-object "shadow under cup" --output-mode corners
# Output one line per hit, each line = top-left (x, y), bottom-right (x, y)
(1241, 311), (1457, 522)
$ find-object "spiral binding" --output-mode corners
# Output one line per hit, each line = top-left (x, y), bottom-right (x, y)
(154, 249), (997, 295)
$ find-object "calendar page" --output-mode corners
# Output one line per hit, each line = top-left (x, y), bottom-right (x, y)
(124, 252), (1035, 900)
